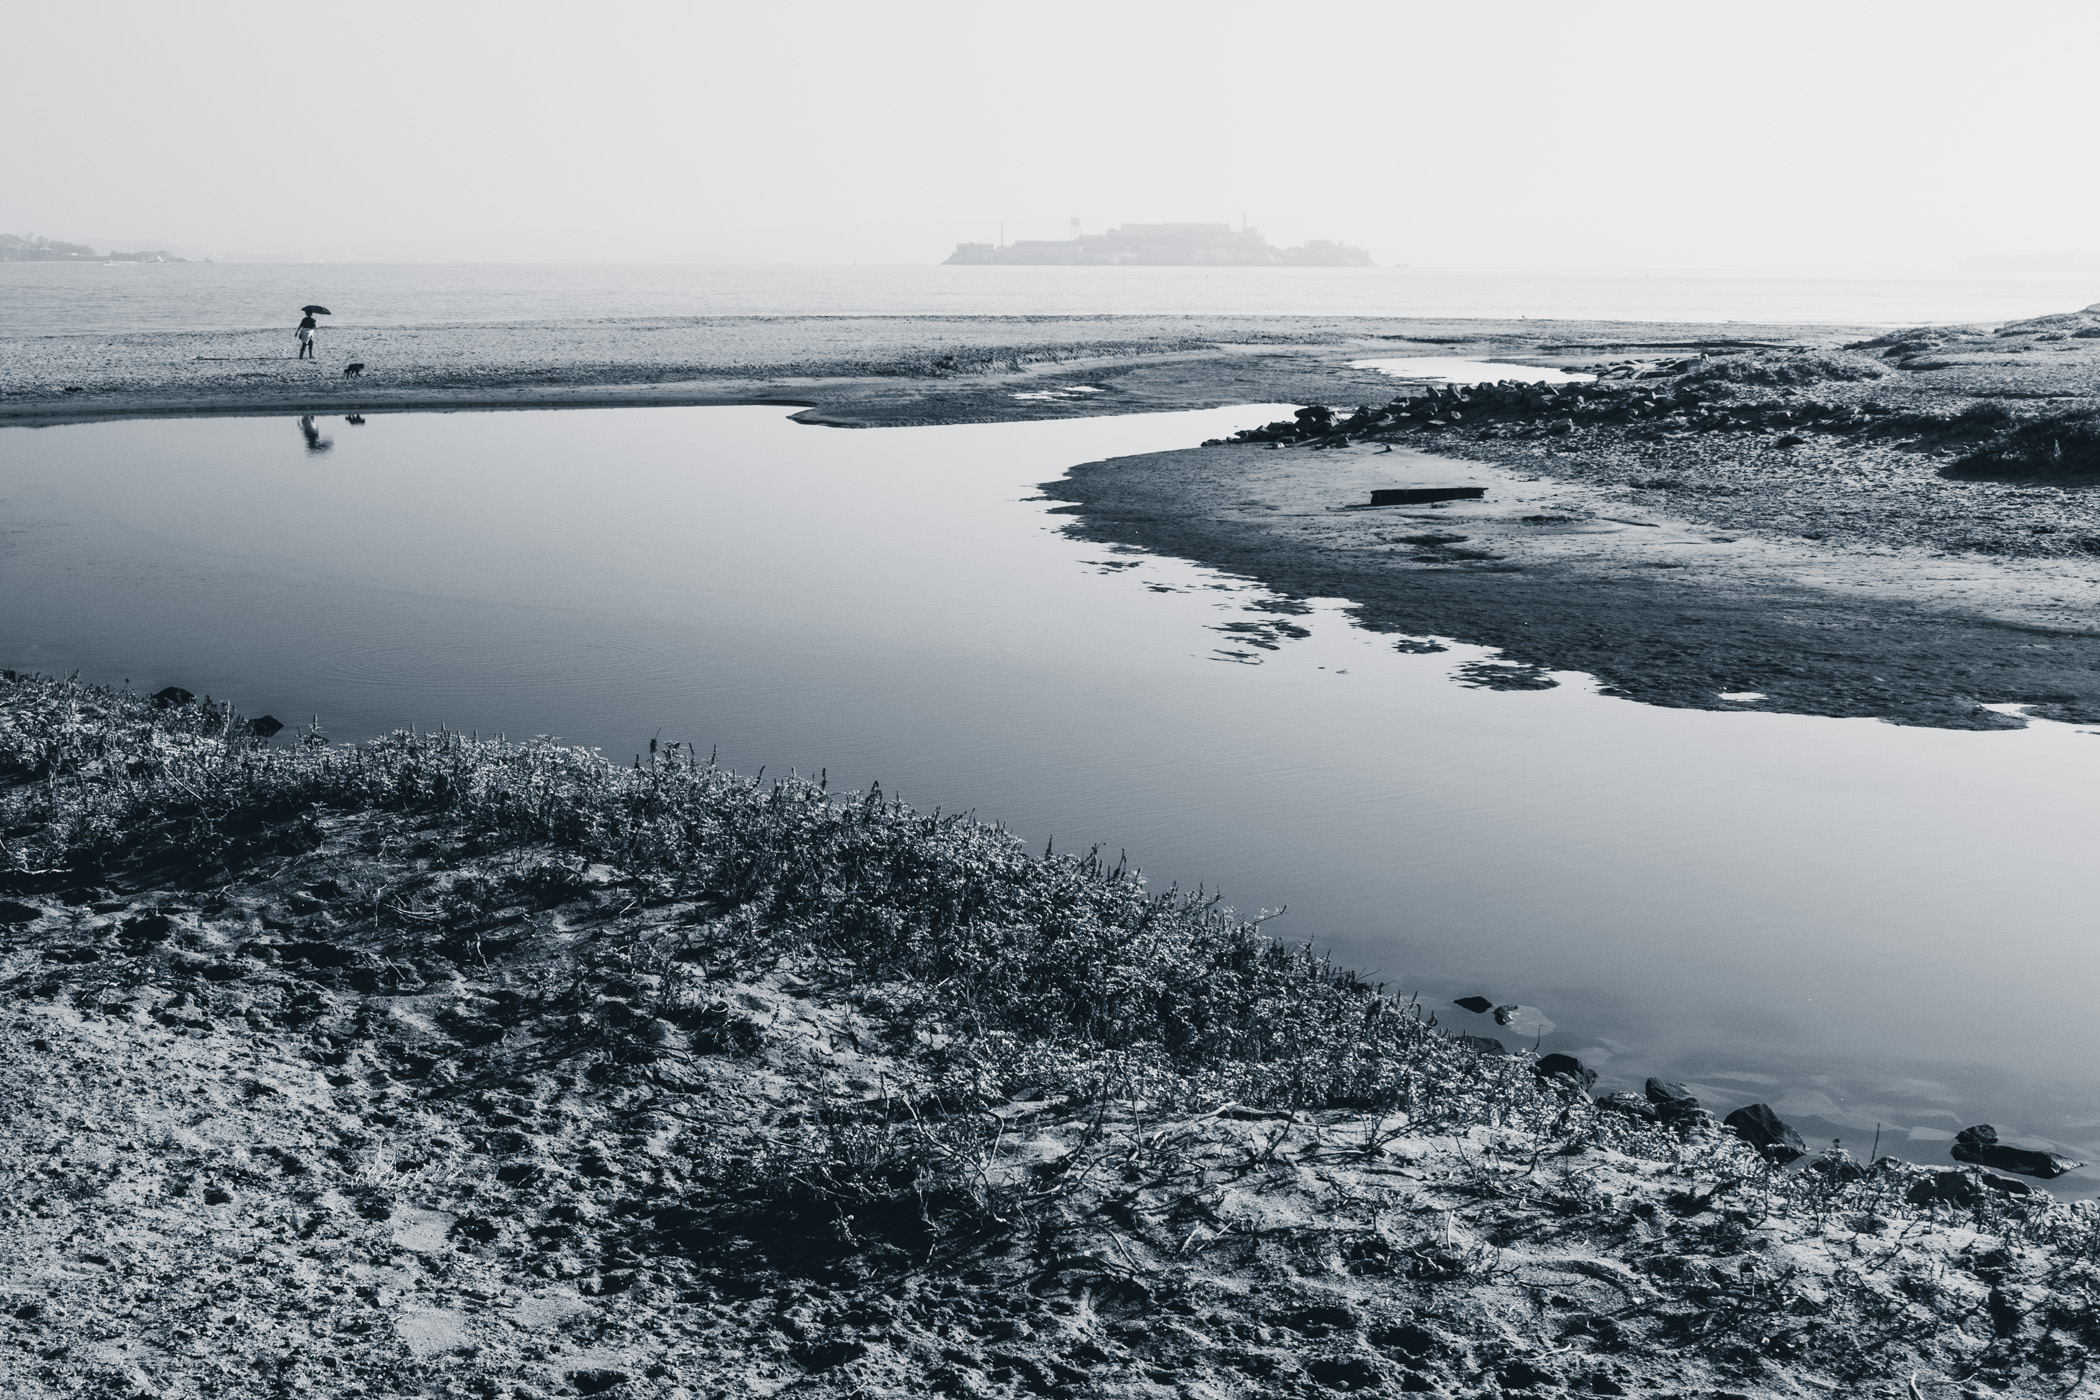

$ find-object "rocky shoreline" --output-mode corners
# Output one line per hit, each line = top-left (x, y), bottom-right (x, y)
(1040, 307), (2100, 730)
(7, 674), (2100, 1399)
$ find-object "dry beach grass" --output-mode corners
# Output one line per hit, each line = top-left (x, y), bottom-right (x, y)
(7, 675), (2100, 1399)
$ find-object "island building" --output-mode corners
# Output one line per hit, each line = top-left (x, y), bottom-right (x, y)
(945, 221), (1372, 267)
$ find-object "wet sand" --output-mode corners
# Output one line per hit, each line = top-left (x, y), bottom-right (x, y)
(0, 312), (1836, 429)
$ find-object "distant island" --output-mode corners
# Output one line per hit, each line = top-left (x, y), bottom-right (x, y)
(945, 221), (1372, 267)
(1, 233), (185, 263)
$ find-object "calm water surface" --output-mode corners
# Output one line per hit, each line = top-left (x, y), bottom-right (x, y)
(9, 261), (2100, 335)
(5, 405), (2098, 1182)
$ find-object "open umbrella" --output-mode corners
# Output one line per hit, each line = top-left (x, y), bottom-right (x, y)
(301, 304), (331, 316)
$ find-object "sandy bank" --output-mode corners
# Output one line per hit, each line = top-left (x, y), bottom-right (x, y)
(0, 312), (1841, 429)
(5, 675), (2094, 1400)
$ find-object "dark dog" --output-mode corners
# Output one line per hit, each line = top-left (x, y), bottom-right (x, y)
(343, 362), (365, 377)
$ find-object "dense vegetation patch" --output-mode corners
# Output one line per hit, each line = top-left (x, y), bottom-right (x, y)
(1952, 407), (2100, 480)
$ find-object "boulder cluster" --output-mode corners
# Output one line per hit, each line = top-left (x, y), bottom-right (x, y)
(1205, 374), (1894, 450)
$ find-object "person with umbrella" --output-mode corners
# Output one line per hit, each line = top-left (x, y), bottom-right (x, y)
(296, 304), (329, 360)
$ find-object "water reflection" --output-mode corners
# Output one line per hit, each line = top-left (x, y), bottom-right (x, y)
(296, 415), (333, 455)
(7, 404), (2100, 1188)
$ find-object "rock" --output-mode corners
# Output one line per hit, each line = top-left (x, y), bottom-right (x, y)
(0, 900), (42, 925)
(1644, 1078), (1711, 1128)
(1452, 996), (1494, 1014)
(1951, 1124), (2082, 1179)
(249, 715), (284, 738)
(1904, 1170), (1982, 1208)
(1456, 1034), (1507, 1055)
(1722, 1103), (1807, 1163)
(1981, 1170), (2039, 1197)
(1810, 1149), (1865, 1184)
(1533, 1053), (1597, 1089)
(566, 1370), (630, 1397)
(150, 686), (194, 707)
(1596, 1092), (1658, 1122)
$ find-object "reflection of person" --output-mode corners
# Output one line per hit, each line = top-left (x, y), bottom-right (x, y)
(297, 415), (332, 454)
(296, 312), (317, 360)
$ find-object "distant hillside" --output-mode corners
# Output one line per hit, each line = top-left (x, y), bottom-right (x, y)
(946, 222), (1372, 267)
(1, 234), (185, 263)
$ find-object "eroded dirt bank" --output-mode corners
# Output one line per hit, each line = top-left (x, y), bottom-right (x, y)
(7, 678), (2100, 1400)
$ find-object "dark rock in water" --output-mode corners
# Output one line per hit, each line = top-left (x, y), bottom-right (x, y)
(1452, 996), (1495, 1014)
(1492, 1003), (1521, 1025)
(1723, 1103), (1808, 1163)
(1597, 1091), (1659, 1122)
(1951, 1124), (2082, 1179)
(249, 715), (285, 738)
(1907, 1170), (1985, 1207)
(0, 901), (41, 925)
(1364, 486), (1489, 507)
(1533, 1053), (1596, 1089)
(151, 686), (195, 708)
(1456, 1034), (1507, 1055)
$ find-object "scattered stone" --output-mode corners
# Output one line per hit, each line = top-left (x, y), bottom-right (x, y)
(1951, 1124), (2083, 1179)
(1533, 1053), (1596, 1089)
(1597, 1092), (1659, 1122)
(1906, 1170), (1984, 1208)
(1722, 1103), (1807, 1163)
(150, 686), (194, 707)
(249, 715), (285, 738)
(1452, 996), (1494, 1015)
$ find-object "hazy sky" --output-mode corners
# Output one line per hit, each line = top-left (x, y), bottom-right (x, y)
(7, 0), (2096, 270)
